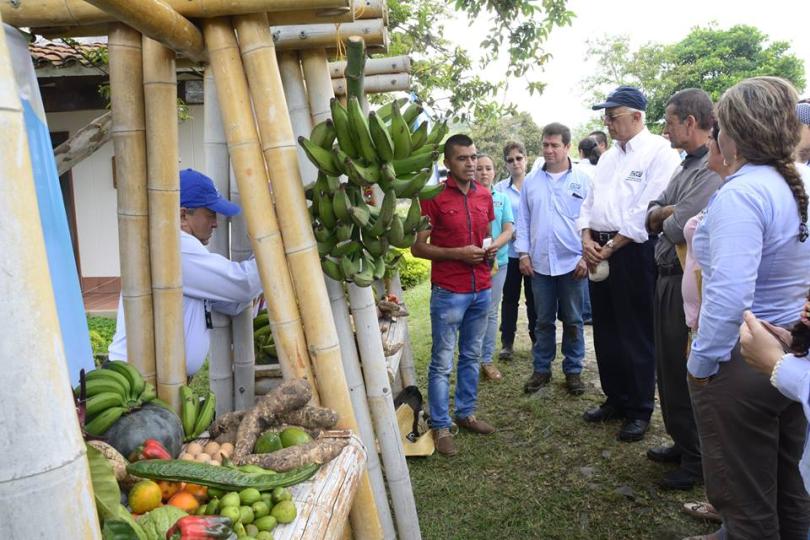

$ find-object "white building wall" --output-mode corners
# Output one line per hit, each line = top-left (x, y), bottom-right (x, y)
(47, 105), (206, 278)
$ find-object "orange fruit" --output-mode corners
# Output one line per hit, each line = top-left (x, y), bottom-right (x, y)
(182, 483), (208, 501)
(168, 491), (200, 513)
(129, 480), (163, 514)
(157, 480), (182, 502)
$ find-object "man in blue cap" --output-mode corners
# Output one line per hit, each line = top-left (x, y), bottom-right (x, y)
(108, 169), (262, 375)
(578, 86), (681, 442)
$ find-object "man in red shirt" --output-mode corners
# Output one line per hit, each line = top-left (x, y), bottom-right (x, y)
(412, 134), (498, 456)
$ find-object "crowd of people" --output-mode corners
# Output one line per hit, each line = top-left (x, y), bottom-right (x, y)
(412, 78), (810, 539)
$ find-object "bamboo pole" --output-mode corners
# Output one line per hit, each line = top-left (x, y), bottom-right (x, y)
(272, 19), (386, 51)
(301, 47), (396, 539)
(228, 165), (258, 411)
(1, 0), (351, 27)
(278, 51), (318, 185)
(267, 0), (385, 25)
(0, 20), (100, 538)
(233, 15), (382, 537)
(109, 24), (156, 385)
(390, 274), (417, 388)
(329, 54), (410, 78)
(82, 0), (205, 63)
(203, 67), (235, 414)
(332, 73), (410, 96)
(202, 18), (318, 395)
(143, 37), (186, 411)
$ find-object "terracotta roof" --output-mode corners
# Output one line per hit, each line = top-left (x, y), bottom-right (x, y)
(29, 40), (106, 69)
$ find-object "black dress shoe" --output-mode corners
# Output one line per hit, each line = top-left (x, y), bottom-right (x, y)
(658, 467), (703, 490)
(646, 444), (682, 464)
(583, 403), (624, 423)
(618, 419), (649, 442)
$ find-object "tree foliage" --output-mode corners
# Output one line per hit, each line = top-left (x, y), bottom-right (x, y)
(384, 0), (574, 124)
(469, 111), (543, 177)
(581, 24), (806, 126)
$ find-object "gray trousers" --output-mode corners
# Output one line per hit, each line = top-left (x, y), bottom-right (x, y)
(653, 273), (701, 475)
(689, 347), (810, 540)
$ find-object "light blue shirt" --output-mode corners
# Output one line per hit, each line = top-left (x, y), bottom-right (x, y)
(774, 353), (810, 494)
(514, 161), (590, 277)
(490, 188), (514, 267)
(494, 178), (522, 258)
(687, 163), (810, 378)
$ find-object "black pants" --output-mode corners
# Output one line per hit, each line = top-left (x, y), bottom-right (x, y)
(589, 239), (656, 421)
(500, 257), (536, 347)
(654, 272), (701, 475)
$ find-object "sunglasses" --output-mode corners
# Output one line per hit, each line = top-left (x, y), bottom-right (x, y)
(603, 111), (634, 123)
(505, 155), (525, 164)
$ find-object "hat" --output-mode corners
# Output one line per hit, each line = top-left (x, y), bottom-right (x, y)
(180, 168), (241, 217)
(797, 103), (810, 126)
(592, 85), (647, 111)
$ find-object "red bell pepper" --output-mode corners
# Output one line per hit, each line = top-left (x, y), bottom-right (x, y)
(130, 438), (172, 462)
(166, 516), (236, 540)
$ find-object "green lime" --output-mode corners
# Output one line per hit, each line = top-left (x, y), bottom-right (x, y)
(220, 505), (240, 522)
(255, 515), (277, 532)
(208, 487), (225, 498)
(279, 427), (312, 448)
(270, 500), (297, 524)
(256, 532), (273, 540)
(246, 524), (260, 537)
(271, 487), (292, 504)
(254, 431), (284, 453)
(221, 492), (241, 508)
(239, 505), (255, 524)
(239, 487), (262, 505)
(252, 501), (270, 519)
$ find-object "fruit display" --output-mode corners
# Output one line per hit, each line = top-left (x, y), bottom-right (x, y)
(298, 97), (448, 286)
(195, 483), (299, 539)
(180, 384), (217, 442)
(74, 361), (162, 437)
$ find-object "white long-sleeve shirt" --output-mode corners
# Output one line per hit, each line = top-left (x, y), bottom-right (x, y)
(109, 231), (262, 375)
(578, 128), (681, 243)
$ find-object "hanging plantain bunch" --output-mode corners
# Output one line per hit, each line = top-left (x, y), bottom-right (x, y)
(299, 97), (449, 287)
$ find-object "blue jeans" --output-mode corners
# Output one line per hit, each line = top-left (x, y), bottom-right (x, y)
(530, 271), (585, 375)
(482, 264), (507, 364)
(428, 285), (491, 430)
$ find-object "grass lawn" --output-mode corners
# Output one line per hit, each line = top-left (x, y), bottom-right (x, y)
(403, 280), (717, 540)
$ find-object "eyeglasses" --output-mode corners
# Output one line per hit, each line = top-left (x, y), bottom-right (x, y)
(603, 111), (634, 123)
(506, 156), (524, 164)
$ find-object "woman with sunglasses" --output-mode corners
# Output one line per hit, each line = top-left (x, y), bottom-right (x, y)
(494, 141), (537, 359)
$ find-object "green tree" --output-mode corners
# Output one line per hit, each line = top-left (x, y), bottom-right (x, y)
(469, 111), (543, 177)
(384, 0), (574, 124)
(582, 24), (806, 126)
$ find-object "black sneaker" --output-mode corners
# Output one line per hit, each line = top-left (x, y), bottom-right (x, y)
(523, 371), (551, 393)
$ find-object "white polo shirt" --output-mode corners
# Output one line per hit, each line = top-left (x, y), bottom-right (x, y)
(578, 128), (681, 243)
(108, 231), (262, 375)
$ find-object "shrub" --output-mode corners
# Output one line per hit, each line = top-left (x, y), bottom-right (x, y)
(396, 248), (430, 289)
(87, 316), (116, 354)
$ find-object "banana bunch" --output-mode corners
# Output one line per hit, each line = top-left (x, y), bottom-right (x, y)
(253, 310), (277, 365)
(75, 361), (158, 436)
(180, 384), (216, 442)
(299, 97), (447, 286)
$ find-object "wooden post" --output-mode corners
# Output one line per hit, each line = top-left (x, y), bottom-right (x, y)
(203, 67), (234, 414)
(278, 51), (318, 185)
(233, 15), (382, 537)
(0, 21), (101, 538)
(201, 18), (319, 395)
(143, 36), (186, 410)
(301, 47), (396, 540)
(82, 0), (206, 63)
(109, 24), (156, 385)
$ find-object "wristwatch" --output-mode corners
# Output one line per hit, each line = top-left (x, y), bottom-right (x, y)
(605, 239), (615, 249)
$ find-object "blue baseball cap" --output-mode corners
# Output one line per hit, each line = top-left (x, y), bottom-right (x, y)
(180, 168), (240, 217)
(797, 102), (810, 125)
(592, 85), (648, 111)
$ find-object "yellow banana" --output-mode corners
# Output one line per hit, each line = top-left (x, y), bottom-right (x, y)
(347, 96), (378, 164)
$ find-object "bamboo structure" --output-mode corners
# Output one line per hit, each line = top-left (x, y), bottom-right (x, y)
(203, 68), (234, 414)
(233, 15), (381, 537)
(332, 73), (410, 96)
(109, 24), (157, 385)
(54, 110), (111, 175)
(272, 19), (387, 52)
(300, 49), (334, 124)
(0, 21), (100, 538)
(201, 18), (318, 393)
(329, 54), (409, 78)
(143, 37), (186, 410)
(278, 51), (318, 185)
(1, 0), (352, 27)
(82, 0), (205, 62)
(267, 0), (385, 26)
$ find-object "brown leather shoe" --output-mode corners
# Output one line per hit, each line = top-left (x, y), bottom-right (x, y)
(432, 428), (457, 456)
(565, 373), (585, 395)
(481, 363), (502, 381)
(455, 415), (496, 435)
(524, 371), (551, 394)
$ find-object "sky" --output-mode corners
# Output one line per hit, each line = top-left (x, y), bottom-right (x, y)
(446, 0), (810, 132)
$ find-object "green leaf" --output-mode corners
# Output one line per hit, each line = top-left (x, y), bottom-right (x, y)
(115, 506), (147, 540)
(102, 518), (142, 540)
(86, 443), (121, 521)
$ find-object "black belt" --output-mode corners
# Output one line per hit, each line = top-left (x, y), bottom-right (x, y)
(658, 263), (683, 277)
(590, 230), (618, 246)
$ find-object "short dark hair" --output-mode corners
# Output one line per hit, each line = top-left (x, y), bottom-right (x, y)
(502, 141), (526, 160)
(578, 137), (601, 165)
(589, 130), (608, 147)
(444, 133), (475, 160)
(666, 88), (714, 130)
(542, 122), (571, 146)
